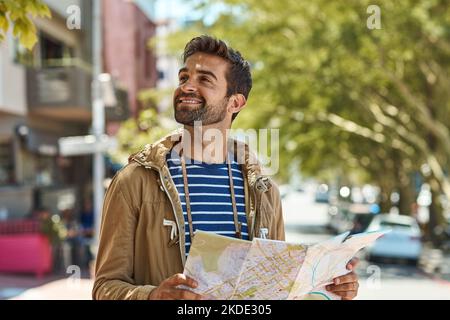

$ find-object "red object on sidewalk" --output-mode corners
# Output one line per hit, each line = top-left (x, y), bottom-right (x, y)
(0, 233), (53, 278)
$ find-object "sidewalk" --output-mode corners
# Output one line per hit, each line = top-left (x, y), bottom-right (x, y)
(419, 245), (450, 282)
(0, 273), (93, 300)
(11, 278), (93, 300)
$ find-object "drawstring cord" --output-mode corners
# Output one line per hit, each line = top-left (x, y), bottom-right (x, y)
(163, 219), (178, 241)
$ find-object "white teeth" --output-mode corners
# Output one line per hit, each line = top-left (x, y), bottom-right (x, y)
(180, 99), (201, 104)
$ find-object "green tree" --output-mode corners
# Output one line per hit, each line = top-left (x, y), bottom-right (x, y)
(111, 95), (177, 165)
(166, 0), (450, 242)
(0, 0), (51, 49)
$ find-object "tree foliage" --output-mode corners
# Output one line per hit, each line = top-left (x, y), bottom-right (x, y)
(0, 0), (51, 49)
(111, 98), (177, 165)
(163, 1), (450, 233)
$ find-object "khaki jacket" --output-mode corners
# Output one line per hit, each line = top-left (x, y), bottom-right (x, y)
(92, 130), (285, 300)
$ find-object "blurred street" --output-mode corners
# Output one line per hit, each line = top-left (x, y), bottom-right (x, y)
(1, 182), (450, 300)
(283, 185), (450, 300)
(0, 269), (93, 300)
(1, 275), (92, 300)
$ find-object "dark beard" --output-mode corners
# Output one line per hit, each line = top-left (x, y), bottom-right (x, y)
(173, 94), (229, 126)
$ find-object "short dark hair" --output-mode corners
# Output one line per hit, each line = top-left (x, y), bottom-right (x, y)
(183, 35), (252, 121)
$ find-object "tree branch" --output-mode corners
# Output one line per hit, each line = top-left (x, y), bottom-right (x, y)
(385, 71), (450, 157)
(316, 111), (414, 156)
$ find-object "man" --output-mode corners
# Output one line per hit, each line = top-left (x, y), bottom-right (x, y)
(93, 35), (359, 300)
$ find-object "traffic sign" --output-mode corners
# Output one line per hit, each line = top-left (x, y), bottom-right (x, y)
(58, 134), (117, 156)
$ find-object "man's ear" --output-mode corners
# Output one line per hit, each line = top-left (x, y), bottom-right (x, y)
(228, 94), (247, 115)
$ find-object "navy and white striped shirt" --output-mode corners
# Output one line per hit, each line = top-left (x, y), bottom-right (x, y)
(166, 152), (249, 256)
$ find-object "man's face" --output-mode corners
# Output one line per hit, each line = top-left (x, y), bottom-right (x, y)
(173, 52), (231, 126)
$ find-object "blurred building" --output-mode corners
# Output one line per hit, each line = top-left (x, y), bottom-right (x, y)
(0, 0), (158, 222)
(153, 16), (181, 112)
(102, 0), (158, 134)
(0, 0), (95, 219)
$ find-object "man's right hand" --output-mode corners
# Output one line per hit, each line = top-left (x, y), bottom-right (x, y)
(148, 273), (204, 300)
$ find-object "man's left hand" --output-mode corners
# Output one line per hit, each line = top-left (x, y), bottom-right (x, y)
(326, 257), (360, 300)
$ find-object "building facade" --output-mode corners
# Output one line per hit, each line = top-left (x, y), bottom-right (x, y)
(0, 0), (158, 221)
(102, 0), (158, 134)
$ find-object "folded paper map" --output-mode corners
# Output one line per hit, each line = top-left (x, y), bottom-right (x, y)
(182, 230), (388, 300)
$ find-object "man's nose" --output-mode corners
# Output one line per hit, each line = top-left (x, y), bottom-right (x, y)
(180, 79), (197, 93)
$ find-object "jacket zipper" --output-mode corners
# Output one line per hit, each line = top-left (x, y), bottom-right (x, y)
(143, 163), (186, 266)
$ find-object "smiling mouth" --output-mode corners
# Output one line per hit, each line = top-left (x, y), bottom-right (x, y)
(177, 97), (203, 106)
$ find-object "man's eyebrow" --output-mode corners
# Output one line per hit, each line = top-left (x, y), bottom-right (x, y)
(177, 67), (217, 81)
(197, 69), (217, 81)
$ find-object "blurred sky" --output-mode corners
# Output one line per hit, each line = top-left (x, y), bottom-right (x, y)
(135, 0), (192, 20)
(136, 0), (226, 25)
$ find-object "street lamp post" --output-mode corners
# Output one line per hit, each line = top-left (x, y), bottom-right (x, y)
(92, 0), (104, 251)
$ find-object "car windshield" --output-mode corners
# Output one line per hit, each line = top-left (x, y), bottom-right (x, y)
(351, 214), (374, 233)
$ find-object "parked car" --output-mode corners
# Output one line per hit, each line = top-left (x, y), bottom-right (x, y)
(315, 184), (330, 203)
(350, 212), (376, 235)
(365, 214), (422, 265)
(328, 202), (376, 235)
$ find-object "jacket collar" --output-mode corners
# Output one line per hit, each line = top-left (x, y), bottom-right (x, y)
(129, 128), (264, 189)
